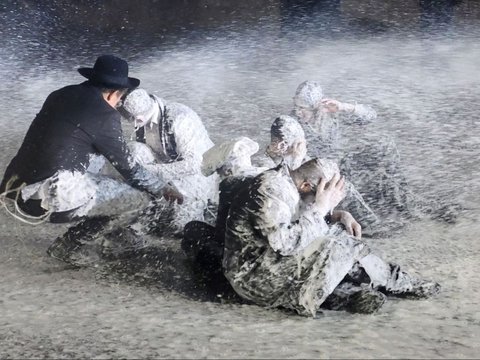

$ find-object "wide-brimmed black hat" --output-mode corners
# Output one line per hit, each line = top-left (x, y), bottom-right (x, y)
(78, 55), (140, 89)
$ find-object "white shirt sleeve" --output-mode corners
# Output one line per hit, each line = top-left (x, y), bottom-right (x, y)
(352, 103), (377, 123)
(254, 173), (329, 256)
(339, 101), (377, 124)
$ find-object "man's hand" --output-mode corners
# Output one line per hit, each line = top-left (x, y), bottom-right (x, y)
(162, 183), (184, 205)
(321, 99), (355, 113)
(332, 210), (362, 239)
(321, 99), (341, 113)
(314, 173), (346, 215)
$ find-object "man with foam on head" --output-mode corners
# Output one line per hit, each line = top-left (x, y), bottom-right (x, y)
(266, 115), (379, 233)
(292, 80), (377, 156)
(266, 115), (308, 170)
(0, 55), (176, 226)
(119, 88), (217, 231)
(222, 158), (440, 316)
(291, 80), (430, 232)
(183, 134), (362, 274)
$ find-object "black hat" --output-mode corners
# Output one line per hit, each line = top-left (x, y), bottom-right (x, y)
(78, 55), (140, 89)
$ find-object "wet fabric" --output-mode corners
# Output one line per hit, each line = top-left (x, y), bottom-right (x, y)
(222, 165), (362, 315)
(222, 165), (440, 316)
(122, 91), (217, 230)
(292, 97), (424, 233)
(182, 175), (257, 271)
(25, 169), (150, 218)
(129, 141), (216, 231)
(47, 199), (176, 266)
(0, 82), (141, 192)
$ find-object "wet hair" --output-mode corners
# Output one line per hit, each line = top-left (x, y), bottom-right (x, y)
(270, 115), (305, 145)
(292, 158), (326, 187)
(121, 88), (154, 117)
(293, 80), (323, 109)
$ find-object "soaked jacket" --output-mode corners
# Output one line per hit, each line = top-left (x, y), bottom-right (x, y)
(127, 95), (216, 229)
(132, 95), (214, 184)
(0, 81), (145, 193)
(222, 164), (370, 315)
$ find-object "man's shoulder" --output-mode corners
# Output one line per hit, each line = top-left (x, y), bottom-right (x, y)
(44, 82), (99, 106)
(256, 167), (297, 200)
(164, 101), (201, 122)
(220, 174), (255, 192)
(49, 82), (88, 95)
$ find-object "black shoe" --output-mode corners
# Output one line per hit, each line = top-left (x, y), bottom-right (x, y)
(323, 283), (386, 314)
(100, 226), (147, 260)
(380, 279), (441, 299)
(47, 215), (112, 266)
(47, 235), (102, 267)
(376, 264), (442, 299)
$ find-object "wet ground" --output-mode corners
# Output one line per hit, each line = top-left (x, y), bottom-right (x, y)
(1, 1), (480, 358)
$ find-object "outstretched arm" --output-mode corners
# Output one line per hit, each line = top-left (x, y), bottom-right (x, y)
(92, 118), (172, 197)
(321, 98), (377, 123)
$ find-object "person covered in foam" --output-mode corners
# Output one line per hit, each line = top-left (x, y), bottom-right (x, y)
(46, 88), (218, 266)
(266, 115), (379, 234)
(292, 80), (377, 157)
(201, 136), (267, 180)
(119, 88), (217, 231)
(222, 158), (440, 316)
(182, 136), (362, 279)
(291, 80), (458, 229)
(0, 55), (179, 225)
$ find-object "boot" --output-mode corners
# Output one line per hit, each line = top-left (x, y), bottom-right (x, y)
(323, 283), (386, 314)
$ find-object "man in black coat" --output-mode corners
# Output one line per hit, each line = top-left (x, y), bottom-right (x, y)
(0, 55), (177, 223)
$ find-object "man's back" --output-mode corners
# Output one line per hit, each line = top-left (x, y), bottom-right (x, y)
(1, 82), (128, 190)
(223, 167), (301, 274)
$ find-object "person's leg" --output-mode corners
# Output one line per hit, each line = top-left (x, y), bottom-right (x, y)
(46, 173), (151, 265)
(182, 220), (222, 272)
(47, 208), (151, 266)
(232, 234), (371, 317)
(322, 282), (386, 314)
(47, 215), (111, 266)
(69, 173), (151, 218)
(358, 253), (441, 298)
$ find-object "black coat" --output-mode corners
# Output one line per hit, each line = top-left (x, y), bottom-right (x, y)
(0, 81), (138, 193)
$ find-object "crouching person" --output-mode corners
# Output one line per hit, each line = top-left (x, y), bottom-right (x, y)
(0, 55), (179, 225)
(223, 159), (440, 316)
(119, 88), (217, 232)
